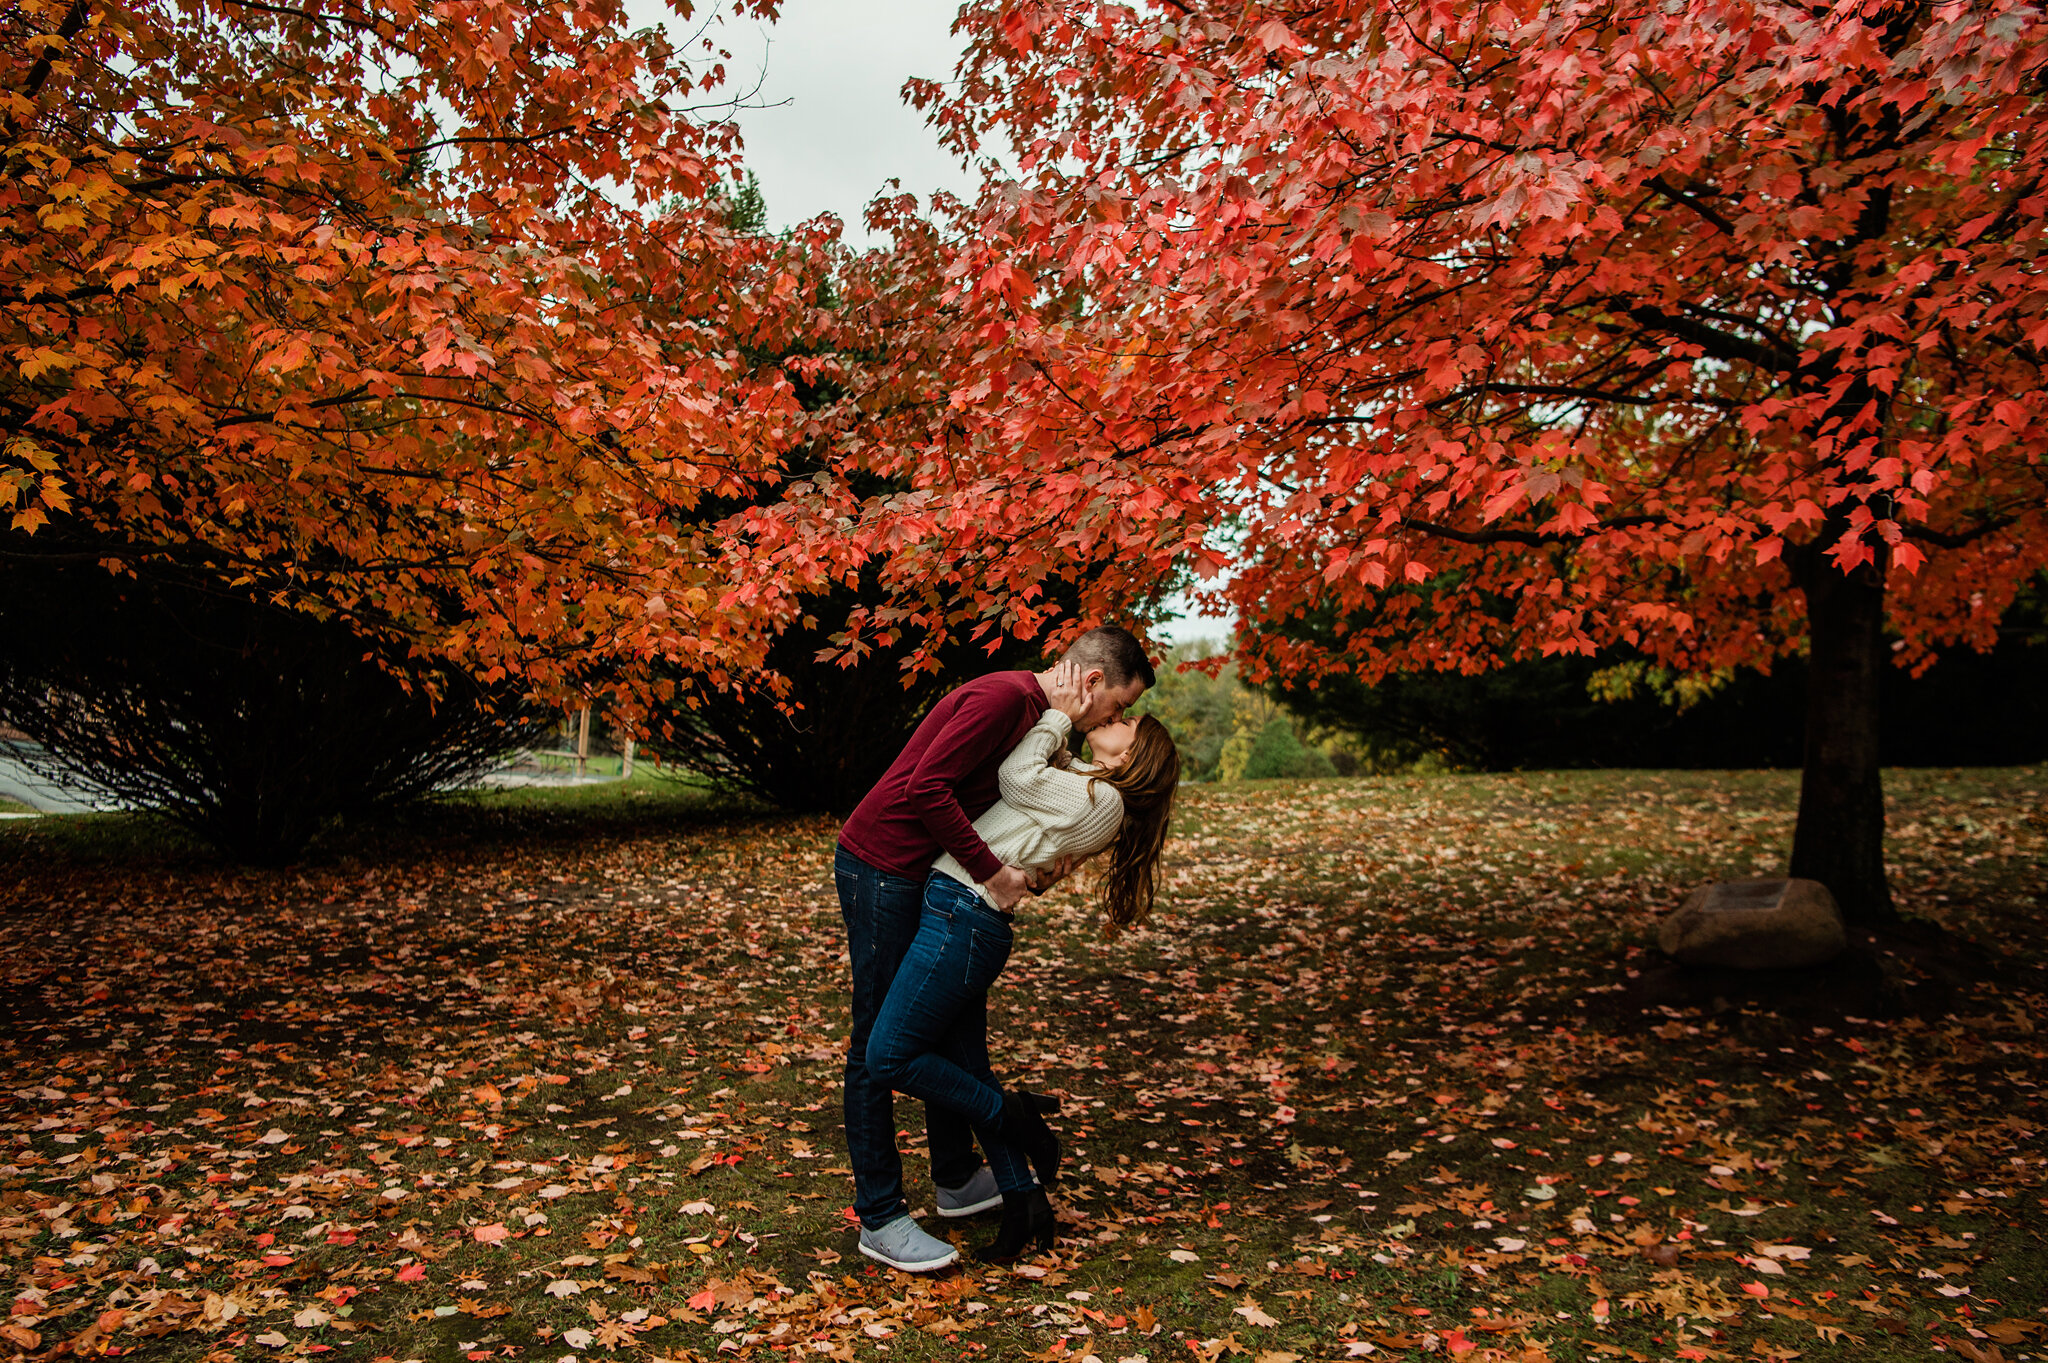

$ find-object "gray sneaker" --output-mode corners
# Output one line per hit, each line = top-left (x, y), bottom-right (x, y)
(935, 1166), (1004, 1218)
(857, 1214), (959, 1273)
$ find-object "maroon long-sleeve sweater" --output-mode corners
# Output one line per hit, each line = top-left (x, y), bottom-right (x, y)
(837, 671), (1048, 884)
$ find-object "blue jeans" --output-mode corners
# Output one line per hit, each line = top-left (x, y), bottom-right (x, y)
(835, 846), (985, 1229)
(865, 872), (1035, 1197)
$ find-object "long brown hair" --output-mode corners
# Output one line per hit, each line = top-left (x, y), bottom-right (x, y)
(1088, 714), (1180, 935)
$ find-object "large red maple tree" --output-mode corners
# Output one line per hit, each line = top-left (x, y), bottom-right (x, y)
(830, 0), (2048, 924)
(2, 0), (856, 705)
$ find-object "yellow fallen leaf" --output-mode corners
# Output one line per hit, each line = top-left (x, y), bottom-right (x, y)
(1756, 1244), (1813, 1261)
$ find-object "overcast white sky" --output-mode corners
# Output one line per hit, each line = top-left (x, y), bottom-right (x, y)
(610, 0), (979, 246)
(623, 0), (1234, 642)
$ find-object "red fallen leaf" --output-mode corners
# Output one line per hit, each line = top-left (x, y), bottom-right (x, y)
(325, 1231), (357, 1246)
(261, 1255), (293, 1267)
(396, 1264), (426, 1282)
(687, 1289), (716, 1312)
(1445, 1327), (1476, 1356)
(1742, 1282), (1771, 1298)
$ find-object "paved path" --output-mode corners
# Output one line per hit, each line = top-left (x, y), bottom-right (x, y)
(472, 768), (622, 789)
(0, 749), (618, 819)
(0, 747), (124, 814)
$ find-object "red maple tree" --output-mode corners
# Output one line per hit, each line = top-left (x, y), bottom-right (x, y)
(831, 0), (2048, 923)
(2, 0), (859, 707)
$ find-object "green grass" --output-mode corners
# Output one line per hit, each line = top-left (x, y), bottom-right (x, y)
(0, 767), (758, 871)
(0, 767), (2043, 1363)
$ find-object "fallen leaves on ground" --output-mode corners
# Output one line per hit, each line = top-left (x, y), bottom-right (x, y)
(1, 766), (2043, 1361)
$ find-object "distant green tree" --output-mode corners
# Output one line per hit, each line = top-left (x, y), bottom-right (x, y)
(1130, 641), (1239, 779)
(1270, 574), (2048, 771)
(721, 171), (769, 232)
(1239, 718), (1337, 781)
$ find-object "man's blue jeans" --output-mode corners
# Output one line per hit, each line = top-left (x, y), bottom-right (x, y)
(835, 846), (985, 1229)
(865, 872), (1035, 1197)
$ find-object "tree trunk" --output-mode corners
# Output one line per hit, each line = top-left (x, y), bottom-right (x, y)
(1788, 551), (1896, 924)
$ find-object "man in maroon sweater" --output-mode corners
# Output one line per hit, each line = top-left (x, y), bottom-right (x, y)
(835, 625), (1155, 1271)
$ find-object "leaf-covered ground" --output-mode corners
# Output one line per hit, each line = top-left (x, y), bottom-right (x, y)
(2, 767), (2044, 1363)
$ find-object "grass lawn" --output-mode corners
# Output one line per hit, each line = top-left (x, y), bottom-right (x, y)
(1, 767), (2043, 1363)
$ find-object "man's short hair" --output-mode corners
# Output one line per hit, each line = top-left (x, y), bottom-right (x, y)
(1062, 625), (1156, 692)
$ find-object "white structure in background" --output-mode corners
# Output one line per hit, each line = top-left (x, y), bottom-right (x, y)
(472, 708), (634, 789)
(0, 743), (124, 815)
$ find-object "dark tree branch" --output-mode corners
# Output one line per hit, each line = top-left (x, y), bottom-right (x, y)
(1648, 175), (1737, 235)
(212, 385), (375, 428)
(1623, 303), (1803, 373)
(1401, 513), (1664, 547)
(1449, 382), (1744, 410)
(1901, 517), (2016, 550)
(17, 0), (89, 106)
(219, 0), (380, 33)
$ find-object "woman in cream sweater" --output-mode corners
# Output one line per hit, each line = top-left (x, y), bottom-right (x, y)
(864, 697), (1181, 1262)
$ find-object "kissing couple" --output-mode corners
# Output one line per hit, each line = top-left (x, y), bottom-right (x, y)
(832, 625), (1182, 1269)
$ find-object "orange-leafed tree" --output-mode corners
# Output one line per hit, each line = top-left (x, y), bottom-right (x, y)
(846, 0), (2048, 924)
(2, 0), (852, 705)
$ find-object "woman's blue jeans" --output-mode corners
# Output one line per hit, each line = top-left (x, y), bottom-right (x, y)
(865, 872), (1036, 1196)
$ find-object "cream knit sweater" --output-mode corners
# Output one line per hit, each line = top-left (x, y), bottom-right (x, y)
(932, 710), (1123, 906)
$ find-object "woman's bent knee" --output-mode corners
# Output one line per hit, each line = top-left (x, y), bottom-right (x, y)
(865, 1037), (913, 1088)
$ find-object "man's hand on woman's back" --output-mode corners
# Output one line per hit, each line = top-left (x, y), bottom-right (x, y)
(985, 864), (1032, 910)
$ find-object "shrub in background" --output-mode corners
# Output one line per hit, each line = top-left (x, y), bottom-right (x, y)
(654, 576), (1049, 814)
(0, 552), (552, 864)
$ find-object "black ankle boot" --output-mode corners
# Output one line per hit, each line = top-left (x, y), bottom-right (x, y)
(999, 1089), (1062, 1187)
(975, 1187), (1055, 1263)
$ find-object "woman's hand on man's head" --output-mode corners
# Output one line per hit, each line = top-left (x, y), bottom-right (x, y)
(1042, 659), (1088, 724)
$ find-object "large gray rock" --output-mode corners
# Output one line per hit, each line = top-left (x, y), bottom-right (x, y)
(1658, 878), (1848, 969)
